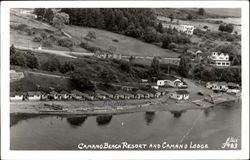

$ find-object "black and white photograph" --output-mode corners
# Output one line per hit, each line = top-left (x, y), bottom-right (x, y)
(1, 1), (249, 160)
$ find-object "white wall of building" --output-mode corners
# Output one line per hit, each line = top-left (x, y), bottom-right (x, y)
(10, 95), (23, 101)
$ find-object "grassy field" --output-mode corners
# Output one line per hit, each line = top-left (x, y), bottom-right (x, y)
(205, 8), (241, 17)
(10, 71), (73, 92)
(10, 9), (180, 58)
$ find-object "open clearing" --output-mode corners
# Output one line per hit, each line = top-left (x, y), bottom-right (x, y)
(10, 9), (180, 58)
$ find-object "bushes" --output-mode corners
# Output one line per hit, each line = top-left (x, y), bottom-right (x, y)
(191, 64), (241, 84)
(143, 27), (158, 43)
(41, 58), (61, 72)
(33, 36), (42, 42)
(40, 32), (48, 39)
(218, 23), (234, 33)
(42, 39), (53, 47)
(11, 24), (28, 31)
(225, 33), (235, 42)
(57, 38), (74, 48)
(59, 62), (75, 73)
(125, 24), (143, 38)
(168, 43), (177, 50)
(25, 51), (39, 69)
(80, 42), (99, 52)
(162, 33), (190, 49)
(10, 45), (39, 69)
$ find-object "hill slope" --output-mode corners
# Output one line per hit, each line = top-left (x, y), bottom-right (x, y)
(10, 9), (180, 58)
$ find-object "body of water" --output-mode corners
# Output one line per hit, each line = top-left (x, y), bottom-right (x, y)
(10, 101), (241, 150)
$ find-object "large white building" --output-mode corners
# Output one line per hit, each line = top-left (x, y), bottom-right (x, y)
(157, 76), (183, 88)
(170, 90), (189, 100)
(207, 52), (231, 67)
(180, 25), (195, 35)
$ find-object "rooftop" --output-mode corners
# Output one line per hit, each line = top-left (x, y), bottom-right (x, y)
(175, 90), (189, 95)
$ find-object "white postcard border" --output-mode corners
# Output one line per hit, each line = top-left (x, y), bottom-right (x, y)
(1, 1), (249, 160)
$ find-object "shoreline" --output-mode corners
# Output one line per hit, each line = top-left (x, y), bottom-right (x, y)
(10, 95), (241, 116)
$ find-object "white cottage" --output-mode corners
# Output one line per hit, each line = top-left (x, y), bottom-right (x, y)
(180, 25), (195, 35)
(27, 91), (42, 101)
(212, 82), (228, 91)
(10, 92), (24, 101)
(170, 90), (189, 100)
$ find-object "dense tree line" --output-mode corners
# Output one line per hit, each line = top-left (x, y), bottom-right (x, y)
(60, 8), (157, 37)
(191, 64), (241, 84)
(10, 45), (39, 69)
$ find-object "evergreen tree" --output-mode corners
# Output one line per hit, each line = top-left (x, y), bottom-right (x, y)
(156, 22), (164, 33)
(179, 55), (192, 77)
(198, 8), (205, 16)
(149, 57), (160, 77)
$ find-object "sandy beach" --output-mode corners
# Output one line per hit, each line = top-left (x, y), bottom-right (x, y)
(10, 92), (240, 116)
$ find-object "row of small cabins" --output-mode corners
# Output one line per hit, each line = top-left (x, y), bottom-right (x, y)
(206, 82), (240, 94)
(10, 88), (189, 101)
(11, 76), (190, 101)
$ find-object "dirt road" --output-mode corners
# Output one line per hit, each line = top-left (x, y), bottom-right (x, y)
(15, 46), (94, 59)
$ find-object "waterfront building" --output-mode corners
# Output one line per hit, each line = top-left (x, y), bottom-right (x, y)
(27, 91), (42, 101)
(59, 90), (70, 100)
(226, 82), (240, 94)
(10, 92), (24, 101)
(70, 90), (85, 100)
(157, 76), (183, 87)
(170, 90), (189, 100)
(212, 82), (228, 91)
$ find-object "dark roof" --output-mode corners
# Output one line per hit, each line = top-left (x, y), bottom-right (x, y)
(116, 90), (133, 96)
(27, 91), (42, 96)
(147, 88), (157, 94)
(60, 90), (68, 94)
(135, 90), (149, 95)
(10, 92), (24, 97)
(50, 91), (58, 95)
(158, 88), (167, 92)
(227, 82), (239, 87)
(175, 90), (189, 95)
(159, 75), (179, 81)
(217, 82), (227, 86)
(84, 90), (95, 96)
(71, 90), (84, 96)
(95, 89), (112, 96)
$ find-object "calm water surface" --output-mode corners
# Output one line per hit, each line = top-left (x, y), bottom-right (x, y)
(10, 101), (241, 150)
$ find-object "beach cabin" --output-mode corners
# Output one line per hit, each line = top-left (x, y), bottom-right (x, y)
(123, 91), (134, 100)
(95, 90), (107, 100)
(206, 82), (214, 89)
(49, 91), (59, 100)
(148, 89), (161, 98)
(227, 82), (240, 94)
(59, 90), (70, 100)
(134, 90), (145, 99)
(10, 92), (24, 101)
(134, 90), (150, 99)
(40, 92), (49, 100)
(27, 91), (42, 101)
(113, 90), (124, 100)
(212, 82), (228, 92)
(158, 88), (167, 96)
(70, 90), (85, 100)
(150, 83), (159, 90)
(170, 90), (189, 101)
(84, 90), (96, 100)
(80, 93), (94, 100)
